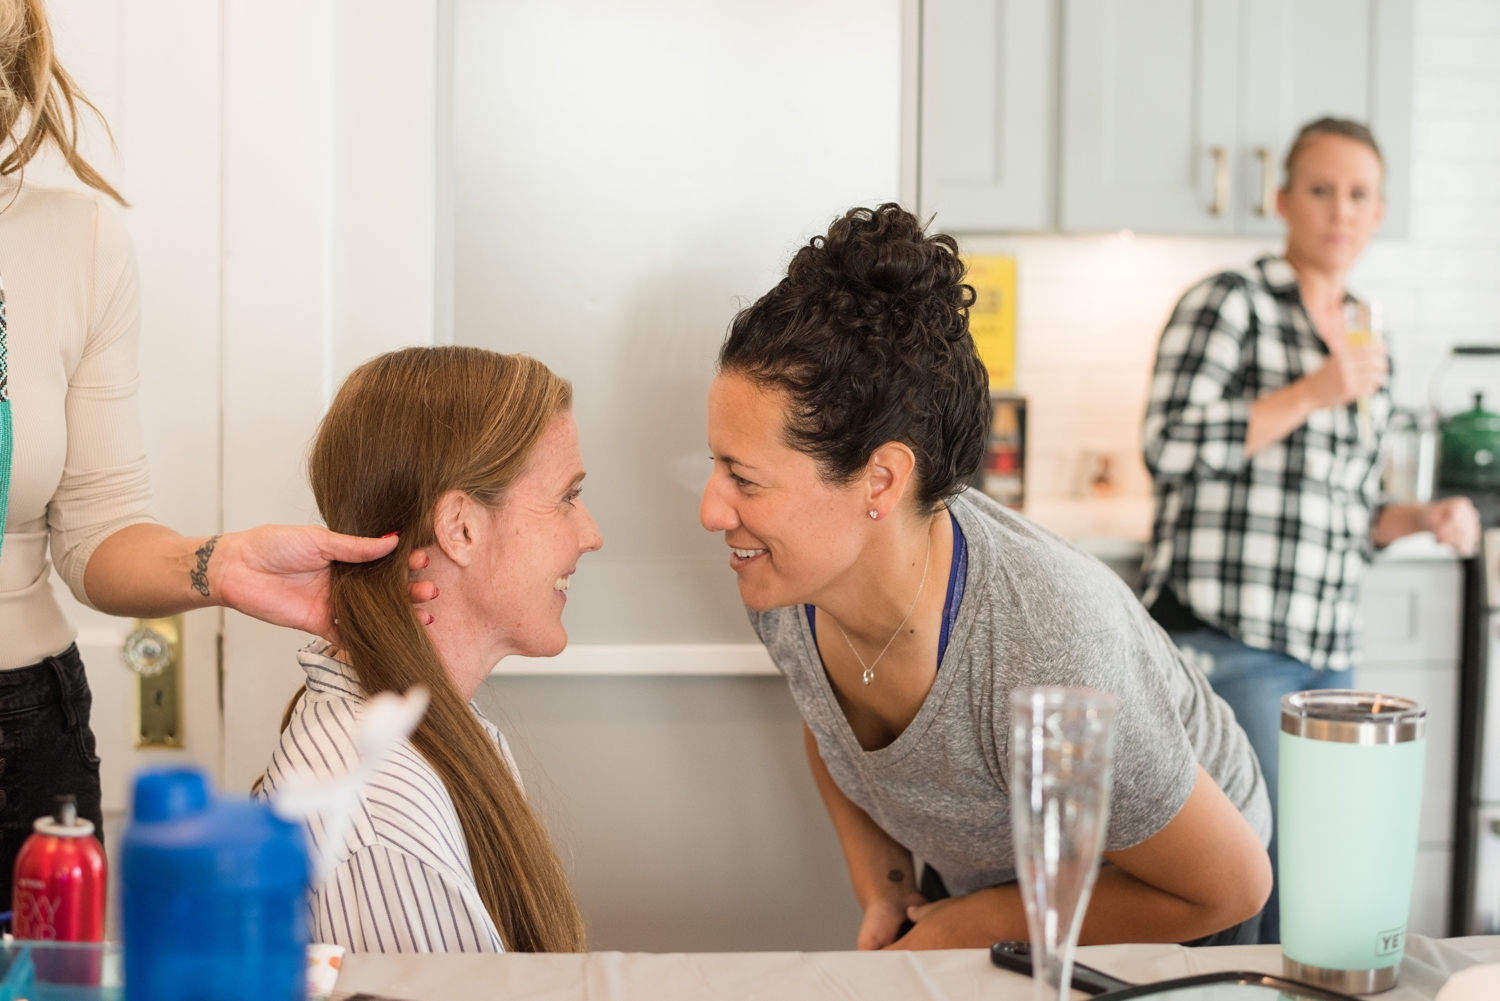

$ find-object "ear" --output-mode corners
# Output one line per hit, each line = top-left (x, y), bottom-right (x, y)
(865, 442), (918, 521)
(431, 489), (486, 568)
(1274, 186), (1289, 222)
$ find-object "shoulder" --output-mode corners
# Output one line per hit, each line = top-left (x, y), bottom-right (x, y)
(950, 492), (1146, 660)
(266, 690), (469, 860)
(0, 181), (129, 254)
(1168, 267), (1257, 330)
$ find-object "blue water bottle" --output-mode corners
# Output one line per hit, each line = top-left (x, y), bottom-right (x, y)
(122, 767), (309, 1001)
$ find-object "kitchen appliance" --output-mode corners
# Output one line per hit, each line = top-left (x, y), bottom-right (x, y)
(982, 393), (1026, 509)
(1278, 692), (1425, 994)
(1458, 528), (1500, 934)
(1431, 346), (1500, 490)
(1440, 394), (1500, 490)
(1382, 408), (1437, 504)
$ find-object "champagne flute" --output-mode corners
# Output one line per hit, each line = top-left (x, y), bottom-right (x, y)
(1010, 687), (1118, 1001)
(1344, 300), (1385, 447)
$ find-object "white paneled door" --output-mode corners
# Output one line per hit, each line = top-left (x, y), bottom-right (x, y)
(219, 0), (443, 793)
(42, 0), (445, 809)
(43, 0), (224, 816)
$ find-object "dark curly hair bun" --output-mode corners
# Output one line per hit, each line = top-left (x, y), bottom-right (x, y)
(719, 203), (989, 511)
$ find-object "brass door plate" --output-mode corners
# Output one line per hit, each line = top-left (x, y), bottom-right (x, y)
(125, 615), (184, 749)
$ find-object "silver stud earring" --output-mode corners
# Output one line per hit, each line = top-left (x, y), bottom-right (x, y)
(869, 510), (879, 519)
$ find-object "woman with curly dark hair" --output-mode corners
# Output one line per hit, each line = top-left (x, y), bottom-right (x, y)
(700, 204), (1272, 950)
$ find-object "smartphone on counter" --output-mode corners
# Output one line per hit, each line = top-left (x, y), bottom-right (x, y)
(987, 942), (1362, 1001)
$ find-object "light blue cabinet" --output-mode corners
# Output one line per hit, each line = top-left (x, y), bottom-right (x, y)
(918, 0), (1413, 236)
(1237, 0), (1413, 237)
(918, 0), (1057, 231)
(1059, 0), (1241, 234)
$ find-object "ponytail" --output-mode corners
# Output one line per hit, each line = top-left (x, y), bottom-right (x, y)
(310, 347), (585, 952)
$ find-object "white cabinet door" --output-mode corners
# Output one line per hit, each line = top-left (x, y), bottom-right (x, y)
(1059, 0), (1240, 233)
(1359, 560), (1463, 666)
(1238, 0), (1413, 238)
(918, 0), (1056, 231)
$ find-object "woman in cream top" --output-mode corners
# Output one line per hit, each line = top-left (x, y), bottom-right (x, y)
(0, 1), (417, 902)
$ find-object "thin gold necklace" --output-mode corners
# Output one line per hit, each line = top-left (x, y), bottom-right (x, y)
(834, 528), (933, 686)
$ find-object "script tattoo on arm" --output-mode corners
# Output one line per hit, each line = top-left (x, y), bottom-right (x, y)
(189, 535), (222, 598)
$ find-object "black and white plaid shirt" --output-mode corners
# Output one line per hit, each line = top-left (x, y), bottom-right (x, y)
(1141, 257), (1391, 671)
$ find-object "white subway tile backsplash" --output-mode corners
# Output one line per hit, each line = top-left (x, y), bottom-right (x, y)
(1414, 33), (1500, 74)
(1411, 122), (1500, 161)
(1418, 0), (1500, 32)
(1412, 78), (1500, 118)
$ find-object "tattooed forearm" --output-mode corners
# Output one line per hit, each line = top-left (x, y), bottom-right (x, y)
(189, 535), (221, 598)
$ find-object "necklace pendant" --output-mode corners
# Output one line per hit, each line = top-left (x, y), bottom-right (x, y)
(862, 667), (875, 686)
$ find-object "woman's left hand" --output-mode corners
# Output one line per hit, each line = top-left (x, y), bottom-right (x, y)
(210, 525), (432, 641)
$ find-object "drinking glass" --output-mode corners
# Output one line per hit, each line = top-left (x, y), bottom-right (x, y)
(1343, 299), (1385, 446)
(1010, 687), (1119, 1001)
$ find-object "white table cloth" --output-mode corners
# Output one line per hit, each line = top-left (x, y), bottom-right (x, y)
(334, 933), (1500, 1000)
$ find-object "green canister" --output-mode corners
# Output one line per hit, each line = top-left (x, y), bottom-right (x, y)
(1279, 691), (1425, 995)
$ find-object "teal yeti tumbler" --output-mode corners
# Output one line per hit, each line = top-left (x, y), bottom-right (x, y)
(1278, 691), (1425, 995)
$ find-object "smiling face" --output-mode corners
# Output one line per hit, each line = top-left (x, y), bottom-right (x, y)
(699, 373), (878, 611)
(1278, 132), (1384, 274)
(428, 410), (602, 688)
(480, 410), (601, 656)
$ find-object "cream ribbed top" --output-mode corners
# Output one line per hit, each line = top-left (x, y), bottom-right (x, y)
(0, 179), (155, 669)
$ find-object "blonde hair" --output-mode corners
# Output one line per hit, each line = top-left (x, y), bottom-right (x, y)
(0, 0), (124, 203)
(1281, 117), (1382, 192)
(308, 346), (586, 953)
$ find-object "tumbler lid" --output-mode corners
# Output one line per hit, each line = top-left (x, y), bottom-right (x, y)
(1280, 690), (1425, 744)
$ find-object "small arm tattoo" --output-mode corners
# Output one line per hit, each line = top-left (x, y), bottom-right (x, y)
(888, 869), (904, 883)
(189, 535), (221, 597)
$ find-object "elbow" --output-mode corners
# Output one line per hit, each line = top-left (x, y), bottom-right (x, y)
(1206, 843), (1273, 933)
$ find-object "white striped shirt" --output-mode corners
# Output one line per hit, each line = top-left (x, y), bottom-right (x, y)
(259, 640), (517, 953)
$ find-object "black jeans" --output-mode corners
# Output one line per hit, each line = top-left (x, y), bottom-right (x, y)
(914, 865), (1263, 947)
(0, 645), (104, 910)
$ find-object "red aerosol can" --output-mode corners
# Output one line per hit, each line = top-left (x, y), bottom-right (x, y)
(13, 795), (106, 941)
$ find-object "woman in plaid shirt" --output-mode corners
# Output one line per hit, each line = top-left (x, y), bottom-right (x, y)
(1143, 118), (1479, 944)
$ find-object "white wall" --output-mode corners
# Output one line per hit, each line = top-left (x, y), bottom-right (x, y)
(452, 0), (901, 646)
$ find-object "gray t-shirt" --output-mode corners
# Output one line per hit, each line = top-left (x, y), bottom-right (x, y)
(749, 490), (1271, 897)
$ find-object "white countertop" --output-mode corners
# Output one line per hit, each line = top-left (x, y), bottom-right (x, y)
(334, 934), (1500, 1001)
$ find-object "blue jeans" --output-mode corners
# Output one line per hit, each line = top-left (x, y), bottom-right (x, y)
(1168, 629), (1349, 946)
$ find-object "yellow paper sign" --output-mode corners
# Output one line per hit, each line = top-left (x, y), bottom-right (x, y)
(965, 255), (1016, 390)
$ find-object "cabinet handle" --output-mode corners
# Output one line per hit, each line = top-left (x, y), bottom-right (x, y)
(1257, 147), (1276, 216)
(1210, 147), (1229, 217)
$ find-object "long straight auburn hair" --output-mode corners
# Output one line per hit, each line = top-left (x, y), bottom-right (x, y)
(308, 346), (586, 952)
